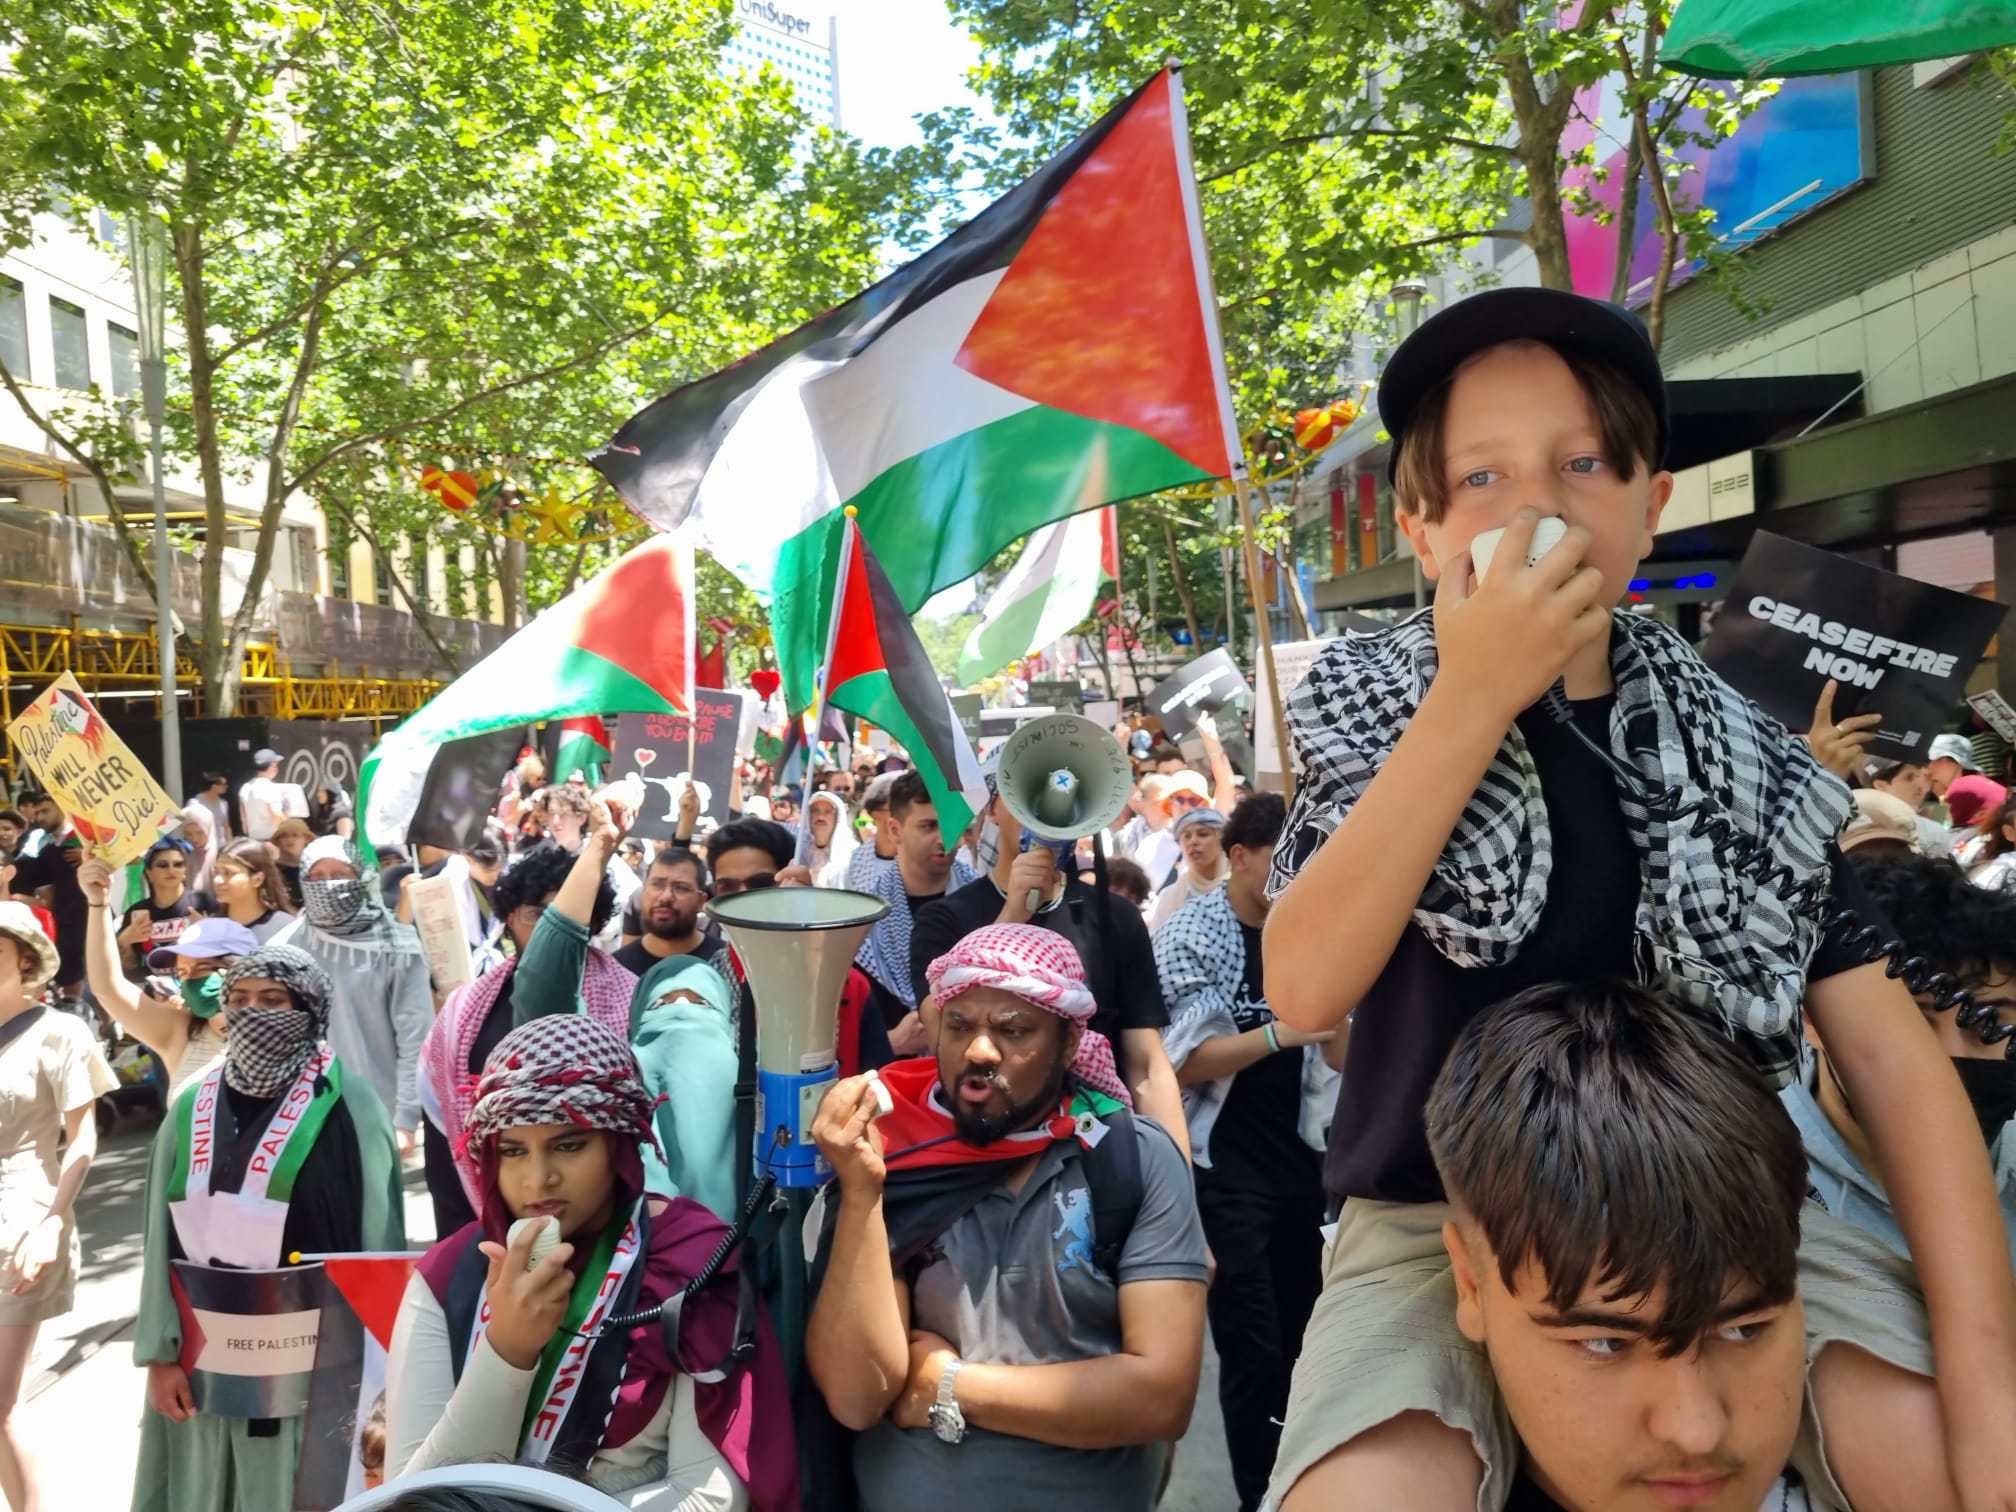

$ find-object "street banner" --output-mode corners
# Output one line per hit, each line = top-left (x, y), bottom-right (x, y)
(1702, 533), (2007, 762)
(172, 1260), (325, 1420)
(407, 873), (475, 992)
(611, 691), (742, 837)
(1146, 648), (1253, 740)
(1253, 638), (1335, 786)
(296, 1252), (422, 1510)
(403, 725), (526, 853)
(6, 674), (179, 867)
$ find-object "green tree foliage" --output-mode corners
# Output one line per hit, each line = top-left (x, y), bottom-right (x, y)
(0, 0), (946, 711)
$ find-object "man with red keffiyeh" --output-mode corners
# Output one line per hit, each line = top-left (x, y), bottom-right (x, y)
(805, 924), (1207, 1512)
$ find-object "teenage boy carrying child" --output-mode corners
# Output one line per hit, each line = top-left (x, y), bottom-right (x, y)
(1261, 288), (2016, 1512)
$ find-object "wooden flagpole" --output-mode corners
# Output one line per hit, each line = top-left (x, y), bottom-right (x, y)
(1165, 62), (1294, 800)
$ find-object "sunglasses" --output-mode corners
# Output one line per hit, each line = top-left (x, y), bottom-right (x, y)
(1167, 792), (1208, 812)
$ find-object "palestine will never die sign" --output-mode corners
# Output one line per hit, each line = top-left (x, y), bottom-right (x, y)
(6, 674), (179, 866)
(1703, 532), (2007, 762)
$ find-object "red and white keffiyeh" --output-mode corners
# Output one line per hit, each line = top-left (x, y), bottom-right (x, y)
(926, 923), (1132, 1107)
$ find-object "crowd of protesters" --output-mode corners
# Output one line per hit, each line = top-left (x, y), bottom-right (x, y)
(0, 290), (2013, 1512)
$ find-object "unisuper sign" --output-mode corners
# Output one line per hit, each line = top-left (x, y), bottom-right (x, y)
(738, 0), (816, 37)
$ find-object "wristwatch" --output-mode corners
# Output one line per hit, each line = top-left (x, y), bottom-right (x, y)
(928, 1358), (966, 1444)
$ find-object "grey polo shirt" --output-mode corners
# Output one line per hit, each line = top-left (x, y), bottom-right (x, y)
(854, 1115), (1208, 1512)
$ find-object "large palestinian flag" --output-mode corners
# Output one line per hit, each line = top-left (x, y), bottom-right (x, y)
(359, 534), (693, 855)
(824, 515), (987, 836)
(590, 68), (1239, 713)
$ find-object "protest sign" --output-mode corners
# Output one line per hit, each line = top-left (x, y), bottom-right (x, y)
(6, 674), (179, 866)
(173, 1260), (325, 1419)
(406, 873), (474, 991)
(610, 690), (740, 838)
(1252, 638), (1336, 786)
(1703, 533), (2007, 762)
(951, 694), (983, 750)
(1967, 690), (2016, 744)
(1027, 679), (1084, 712)
(1146, 647), (1253, 739)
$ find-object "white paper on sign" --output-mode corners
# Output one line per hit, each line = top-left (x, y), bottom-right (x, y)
(407, 873), (474, 990)
(188, 1307), (323, 1376)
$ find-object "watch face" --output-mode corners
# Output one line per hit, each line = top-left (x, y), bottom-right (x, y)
(929, 1401), (965, 1443)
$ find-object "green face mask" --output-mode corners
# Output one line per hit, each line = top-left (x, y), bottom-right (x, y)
(180, 974), (224, 1020)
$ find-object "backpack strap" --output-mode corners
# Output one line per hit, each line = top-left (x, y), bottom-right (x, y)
(1083, 1106), (1144, 1279)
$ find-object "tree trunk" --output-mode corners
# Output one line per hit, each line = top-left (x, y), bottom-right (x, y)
(1160, 518), (1203, 649)
(501, 537), (527, 629)
(1607, 133), (1645, 305)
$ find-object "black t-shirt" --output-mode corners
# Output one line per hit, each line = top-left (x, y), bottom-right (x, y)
(909, 874), (1168, 1045)
(612, 924), (726, 979)
(1206, 921), (1320, 1195)
(1330, 693), (1880, 1207)
(13, 839), (88, 973)
(121, 891), (217, 961)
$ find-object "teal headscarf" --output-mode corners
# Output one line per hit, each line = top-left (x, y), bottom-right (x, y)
(627, 953), (739, 1224)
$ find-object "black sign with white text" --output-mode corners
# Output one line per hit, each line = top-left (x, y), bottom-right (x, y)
(1703, 533), (2007, 762)
(1146, 647), (1254, 739)
(611, 691), (742, 838)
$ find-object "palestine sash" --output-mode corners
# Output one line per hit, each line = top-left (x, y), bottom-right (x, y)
(166, 1047), (342, 1271)
(462, 1199), (646, 1466)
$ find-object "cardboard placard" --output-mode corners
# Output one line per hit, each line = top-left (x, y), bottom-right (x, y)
(173, 1260), (325, 1420)
(610, 690), (741, 838)
(1702, 534), (2008, 762)
(1252, 637), (1336, 782)
(950, 694), (983, 749)
(6, 674), (179, 866)
(406, 873), (474, 991)
(1146, 648), (1253, 739)
(1027, 679), (1084, 712)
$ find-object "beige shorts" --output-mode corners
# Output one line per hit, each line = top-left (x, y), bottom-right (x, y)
(1265, 1197), (1932, 1512)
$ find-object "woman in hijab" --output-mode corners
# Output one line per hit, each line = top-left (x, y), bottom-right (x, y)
(178, 803), (218, 896)
(420, 843), (635, 1237)
(804, 791), (857, 887)
(274, 836), (433, 1158)
(386, 1016), (796, 1512)
(131, 944), (404, 1512)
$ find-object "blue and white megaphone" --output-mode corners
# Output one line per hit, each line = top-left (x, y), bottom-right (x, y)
(705, 886), (889, 1188)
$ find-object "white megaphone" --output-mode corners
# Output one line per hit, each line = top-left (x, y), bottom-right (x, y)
(995, 714), (1135, 911)
(705, 886), (889, 1188)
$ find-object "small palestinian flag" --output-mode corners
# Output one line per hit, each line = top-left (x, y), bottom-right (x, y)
(359, 533), (693, 856)
(548, 716), (613, 785)
(591, 67), (1239, 713)
(822, 514), (986, 836)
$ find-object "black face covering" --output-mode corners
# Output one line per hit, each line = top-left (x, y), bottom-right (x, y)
(1951, 1056), (2016, 1150)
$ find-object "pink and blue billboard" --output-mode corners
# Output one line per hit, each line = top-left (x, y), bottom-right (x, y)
(1565, 71), (1874, 302)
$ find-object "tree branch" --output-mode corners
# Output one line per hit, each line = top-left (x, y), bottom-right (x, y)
(1200, 125), (1519, 185)
(315, 483), (463, 677)
(285, 316), (663, 495)
(0, 359), (157, 592)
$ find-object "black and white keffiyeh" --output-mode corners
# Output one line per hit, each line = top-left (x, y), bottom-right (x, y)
(1267, 608), (1852, 1084)
(220, 944), (332, 1096)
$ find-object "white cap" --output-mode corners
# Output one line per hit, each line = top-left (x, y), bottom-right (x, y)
(1928, 733), (1979, 772)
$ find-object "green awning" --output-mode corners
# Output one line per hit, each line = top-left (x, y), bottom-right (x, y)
(1662, 0), (2016, 79)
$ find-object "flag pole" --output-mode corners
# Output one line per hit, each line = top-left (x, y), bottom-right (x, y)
(1165, 62), (1295, 800)
(798, 505), (858, 865)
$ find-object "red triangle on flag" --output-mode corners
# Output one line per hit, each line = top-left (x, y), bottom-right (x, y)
(955, 71), (1232, 480)
(825, 526), (890, 693)
(324, 1256), (419, 1351)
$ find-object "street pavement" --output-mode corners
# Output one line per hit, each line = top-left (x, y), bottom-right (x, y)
(27, 1110), (1240, 1510)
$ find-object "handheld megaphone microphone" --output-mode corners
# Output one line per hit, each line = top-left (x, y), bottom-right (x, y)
(705, 886), (888, 1188)
(996, 713), (1135, 911)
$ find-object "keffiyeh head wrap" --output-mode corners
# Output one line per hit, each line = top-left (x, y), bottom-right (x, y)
(298, 835), (384, 937)
(462, 1015), (664, 1157)
(219, 944), (331, 1096)
(927, 923), (1131, 1106)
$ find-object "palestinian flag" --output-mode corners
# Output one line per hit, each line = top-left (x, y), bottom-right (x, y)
(297, 1253), (422, 1507)
(958, 506), (1116, 684)
(591, 68), (1239, 713)
(823, 515), (986, 836)
(547, 716), (612, 785)
(359, 534), (693, 855)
